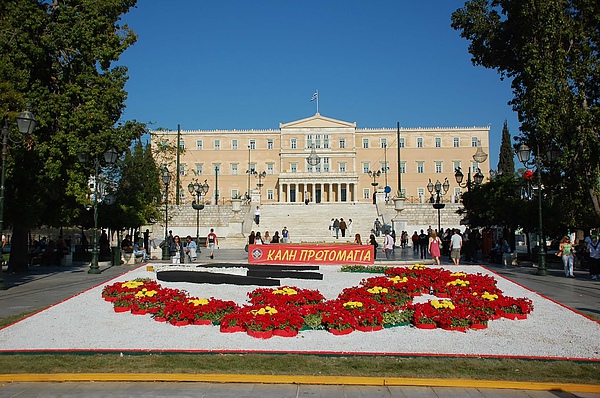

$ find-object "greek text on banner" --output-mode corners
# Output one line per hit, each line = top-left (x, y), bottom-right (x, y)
(248, 244), (374, 265)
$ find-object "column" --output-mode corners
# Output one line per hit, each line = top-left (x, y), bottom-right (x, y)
(279, 183), (283, 203)
(312, 183), (316, 203)
(286, 183), (290, 203)
(337, 184), (341, 203)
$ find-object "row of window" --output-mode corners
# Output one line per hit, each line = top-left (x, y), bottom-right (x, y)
(175, 136), (482, 150)
(178, 160), (481, 176)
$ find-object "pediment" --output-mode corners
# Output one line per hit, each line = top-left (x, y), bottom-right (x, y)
(280, 113), (356, 129)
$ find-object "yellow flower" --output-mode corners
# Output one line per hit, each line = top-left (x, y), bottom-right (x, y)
(431, 299), (455, 310)
(388, 276), (408, 284)
(250, 306), (278, 316)
(481, 291), (498, 301)
(272, 287), (298, 296)
(450, 272), (467, 277)
(446, 278), (470, 287)
(343, 301), (363, 309)
(135, 288), (158, 298)
(188, 298), (209, 306)
(410, 264), (426, 270)
(121, 281), (144, 289)
(367, 286), (389, 294)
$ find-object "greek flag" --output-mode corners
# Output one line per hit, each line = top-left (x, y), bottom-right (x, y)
(311, 91), (318, 101)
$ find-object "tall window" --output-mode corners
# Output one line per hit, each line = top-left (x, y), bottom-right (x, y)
(363, 189), (371, 199)
(399, 188), (406, 197)
(213, 164), (221, 175)
(267, 163), (274, 174)
(196, 140), (203, 150)
(323, 157), (330, 172)
(453, 137), (460, 148)
(362, 138), (369, 149)
(214, 139), (220, 150)
(179, 164), (186, 176)
(435, 137), (441, 148)
(381, 138), (387, 148)
(472, 137), (478, 147)
(249, 139), (256, 150)
(195, 164), (203, 175)
(339, 162), (347, 172)
(399, 138), (405, 148)
(323, 134), (330, 149)
(380, 161), (389, 174)
(267, 189), (274, 200)
(399, 161), (406, 174)
(471, 161), (480, 171)
(417, 137), (423, 148)
(290, 138), (297, 149)
(362, 162), (370, 174)
(231, 139), (238, 150)
(179, 139), (185, 150)
(231, 189), (239, 199)
(418, 188), (425, 200)
(231, 163), (238, 175)
(249, 162), (256, 173)
(417, 161), (424, 173)
(290, 162), (297, 173)
(453, 161), (461, 172)
(339, 138), (346, 149)
(267, 139), (274, 150)
(435, 161), (443, 173)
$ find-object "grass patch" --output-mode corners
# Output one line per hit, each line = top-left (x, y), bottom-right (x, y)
(340, 265), (389, 273)
(0, 311), (40, 328)
(0, 354), (597, 384)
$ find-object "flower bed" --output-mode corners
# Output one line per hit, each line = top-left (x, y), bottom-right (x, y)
(102, 265), (533, 336)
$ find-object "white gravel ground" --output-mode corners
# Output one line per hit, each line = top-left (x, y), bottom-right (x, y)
(1, 264), (599, 360)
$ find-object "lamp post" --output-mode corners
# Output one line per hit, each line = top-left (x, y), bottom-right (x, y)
(368, 170), (381, 187)
(247, 145), (251, 199)
(188, 179), (209, 247)
(454, 139), (488, 194)
(306, 144), (320, 167)
(255, 170), (266, 191)
(77, 147), (119, 274)
(0, 109), (36, 288)
(161, 167), (172, 261)
(427, 178), (450, 233)
(516, 144), (560, 276)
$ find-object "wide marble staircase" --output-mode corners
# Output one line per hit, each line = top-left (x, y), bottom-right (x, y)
(243, 202), (396, 244)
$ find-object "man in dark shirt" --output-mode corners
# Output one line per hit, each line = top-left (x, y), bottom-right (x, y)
(418, 229), (428, 259)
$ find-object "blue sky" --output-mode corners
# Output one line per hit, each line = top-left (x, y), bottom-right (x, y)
(119, 1), (519, 168)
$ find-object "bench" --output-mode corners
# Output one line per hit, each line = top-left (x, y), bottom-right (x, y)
(123, 252), (144, 265)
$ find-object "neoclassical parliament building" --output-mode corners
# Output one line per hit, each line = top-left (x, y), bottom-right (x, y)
(153, 113), (490, 204)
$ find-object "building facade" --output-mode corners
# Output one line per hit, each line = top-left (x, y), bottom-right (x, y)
(154, 113), (490, 205)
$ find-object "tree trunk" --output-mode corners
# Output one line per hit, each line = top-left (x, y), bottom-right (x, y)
(7, 221), (29, 273)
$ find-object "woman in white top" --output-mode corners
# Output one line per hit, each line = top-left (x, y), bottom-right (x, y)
(254, 231), (263, 244)
(263, 231), (271, 244)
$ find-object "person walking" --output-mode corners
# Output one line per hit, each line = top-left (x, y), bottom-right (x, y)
(428, 230), (442, 265)
(383, 230), (394, 260)
(329, 219), (335, 237)
(254, 206), (261, 226)
(587, 234), (600, 280)
(450, 229), (463, 265)
(169, 235), (184, 264)
(281, 227), (290, 243)
(347, 219), (353, 235)
(369, 234), (378, 260)
(339, 218), (347, 238)
(206, 228), (219, 259)
(184, 236), (197, 263)
(418, 229), (428, 259)
(558, 235), (575, 277)
(411, 231), (419, 254)
(333, 218), (340, 239)
(374, 218), (382, 237)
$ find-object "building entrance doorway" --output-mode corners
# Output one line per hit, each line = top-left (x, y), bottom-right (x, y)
(315, 189), (321, 203)
(341, 188), (347, 202)
(290, 189), (296, 203)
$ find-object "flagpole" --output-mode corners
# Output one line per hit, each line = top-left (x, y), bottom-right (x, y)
(316, 90), (319, 114)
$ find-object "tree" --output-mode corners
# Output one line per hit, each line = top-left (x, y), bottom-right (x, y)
(497, 120), (515, 176)
(0, 1), (143, 272)
(451, 0), (600, 226)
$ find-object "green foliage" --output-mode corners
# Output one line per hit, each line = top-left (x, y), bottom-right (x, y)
(0, 1), (142, 271)
(340, 265), (388, 273)
(498, 120), (515, 176)
(452, 0), (600, 224)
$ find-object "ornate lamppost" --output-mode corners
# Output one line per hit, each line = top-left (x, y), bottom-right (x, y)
(516, 144), (560, 276)
(161, 167), (172, 261)
(454, 140), (488, 193)
(77, 147), (119, 274)
(368, 170), (381, 187)
(188, 179), (209, 247)
(427, 178), (450, 233)
(0, 108), (36, 288)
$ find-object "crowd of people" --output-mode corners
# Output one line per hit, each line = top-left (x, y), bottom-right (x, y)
(247, 226), (291, 246)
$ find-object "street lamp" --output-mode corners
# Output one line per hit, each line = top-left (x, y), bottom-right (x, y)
(516, 144), (560, 276)
(454, 140), (487, 192)
(0, 108), (36, 288)
(427, 178), (450, 233)
(188, 179), (209, 247)
(368, 170), (381, 186)
(306, 144), (320, 167)
(255, 170), (266, 190)
(77, 147), (119, 274)
(161, 167), (172, 261)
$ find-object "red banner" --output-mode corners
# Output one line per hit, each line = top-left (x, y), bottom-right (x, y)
(247, 244), (374, 265)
